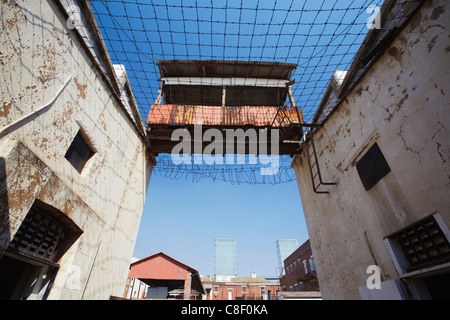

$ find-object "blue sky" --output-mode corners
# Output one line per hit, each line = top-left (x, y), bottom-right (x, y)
(133, 173), (308, 277)
(90, 0), (383, 277)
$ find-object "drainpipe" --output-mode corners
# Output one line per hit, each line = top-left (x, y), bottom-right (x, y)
(188, 272), (192, 300)
(81, 239), (102, 300)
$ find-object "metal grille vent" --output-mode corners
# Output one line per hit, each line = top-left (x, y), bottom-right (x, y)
(8, 207), (65, 263)
(396, 216), (450, 271)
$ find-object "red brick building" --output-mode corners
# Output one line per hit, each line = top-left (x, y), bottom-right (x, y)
(280, 240), (320, 292)
(124, 252), (205, 300)
(201, 277), (280, 300)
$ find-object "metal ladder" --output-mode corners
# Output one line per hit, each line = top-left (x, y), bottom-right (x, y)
(303, 128), (337, 194)
(272, 105), (336, 194)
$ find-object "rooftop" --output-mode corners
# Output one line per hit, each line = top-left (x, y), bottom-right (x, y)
(157, 59), (297, 80)
(201, 276), (279, 284)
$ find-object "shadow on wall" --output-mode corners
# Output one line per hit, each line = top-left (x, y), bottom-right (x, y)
(0, 157), (10, 258)
(0, 156), (12, 298)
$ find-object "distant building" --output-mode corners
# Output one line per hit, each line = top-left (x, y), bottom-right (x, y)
(280, 240), (320, 293)
(201, 276), (280, 301)
(276, 239), (299, 276)
(124, 252), (205, 300)
(214, 239), (237, 282)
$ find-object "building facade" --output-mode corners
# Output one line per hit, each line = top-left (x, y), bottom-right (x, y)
(214, 238), (237, 282)
(202, 277), (280, 301)
(280, 240), (320, 292)
(124, 252), (205, 300)
(276, 239), (298, 277)
(0, 0), (153, 299)
(292, 0), (450, 299)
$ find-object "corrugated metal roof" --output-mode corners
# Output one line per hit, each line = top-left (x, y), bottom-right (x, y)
(146, 104), (304, 127)
(157, 59), (297, 80)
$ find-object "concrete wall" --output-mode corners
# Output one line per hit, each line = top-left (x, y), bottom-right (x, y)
(0, 0), (153, 299)
(292, 0), (450, 299)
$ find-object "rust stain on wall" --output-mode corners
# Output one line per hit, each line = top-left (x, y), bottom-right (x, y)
(431, 6), (445, 20)
(0, 101), (13, 118)
(74, 77), (88, 99)
(2, 3), (27, 33)
(388, 46), (403, 65)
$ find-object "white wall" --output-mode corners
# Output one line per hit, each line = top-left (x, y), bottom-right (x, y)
(292, 0), (450, 299)
(0, 0), (153, 299)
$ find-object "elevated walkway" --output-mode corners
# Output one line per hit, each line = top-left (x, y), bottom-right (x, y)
(146, 103), (305, 155)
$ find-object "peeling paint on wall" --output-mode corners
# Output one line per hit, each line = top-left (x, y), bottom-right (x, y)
(292, 0), (450, 300)
(0, 0), (153, 300)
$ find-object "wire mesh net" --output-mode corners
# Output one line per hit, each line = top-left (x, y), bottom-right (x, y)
(89, 0), (386, 184)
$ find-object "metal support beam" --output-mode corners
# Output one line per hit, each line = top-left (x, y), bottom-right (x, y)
(287, 86), (296, 108)
(222, 86), (226, 106)
(155, 81), (164, 104)
(161, 77), (290, 88)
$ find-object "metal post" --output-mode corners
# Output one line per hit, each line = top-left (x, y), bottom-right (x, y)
(155, 81), (164, 104)
(222, 86), (226, 106)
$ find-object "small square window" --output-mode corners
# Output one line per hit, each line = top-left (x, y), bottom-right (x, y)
(65, 131), (95, 173)
(356, 143), (391, 190)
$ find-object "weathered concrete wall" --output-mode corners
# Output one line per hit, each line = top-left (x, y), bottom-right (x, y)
(0, 0), (153, 299)
(292, 0), (450, 299)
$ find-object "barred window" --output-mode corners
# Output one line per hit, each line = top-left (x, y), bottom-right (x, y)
(386, 214), (450, 273)
(8, 206), (66, 264)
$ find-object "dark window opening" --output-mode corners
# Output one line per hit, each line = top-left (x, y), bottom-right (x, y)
(7, 206), (65, 264)
(0, 202), (82, 300)
(422, 272), (450, 300)
(356, 143), (391, 191)
(147, 287), (168, 300)
(65, 131), (95, 173)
